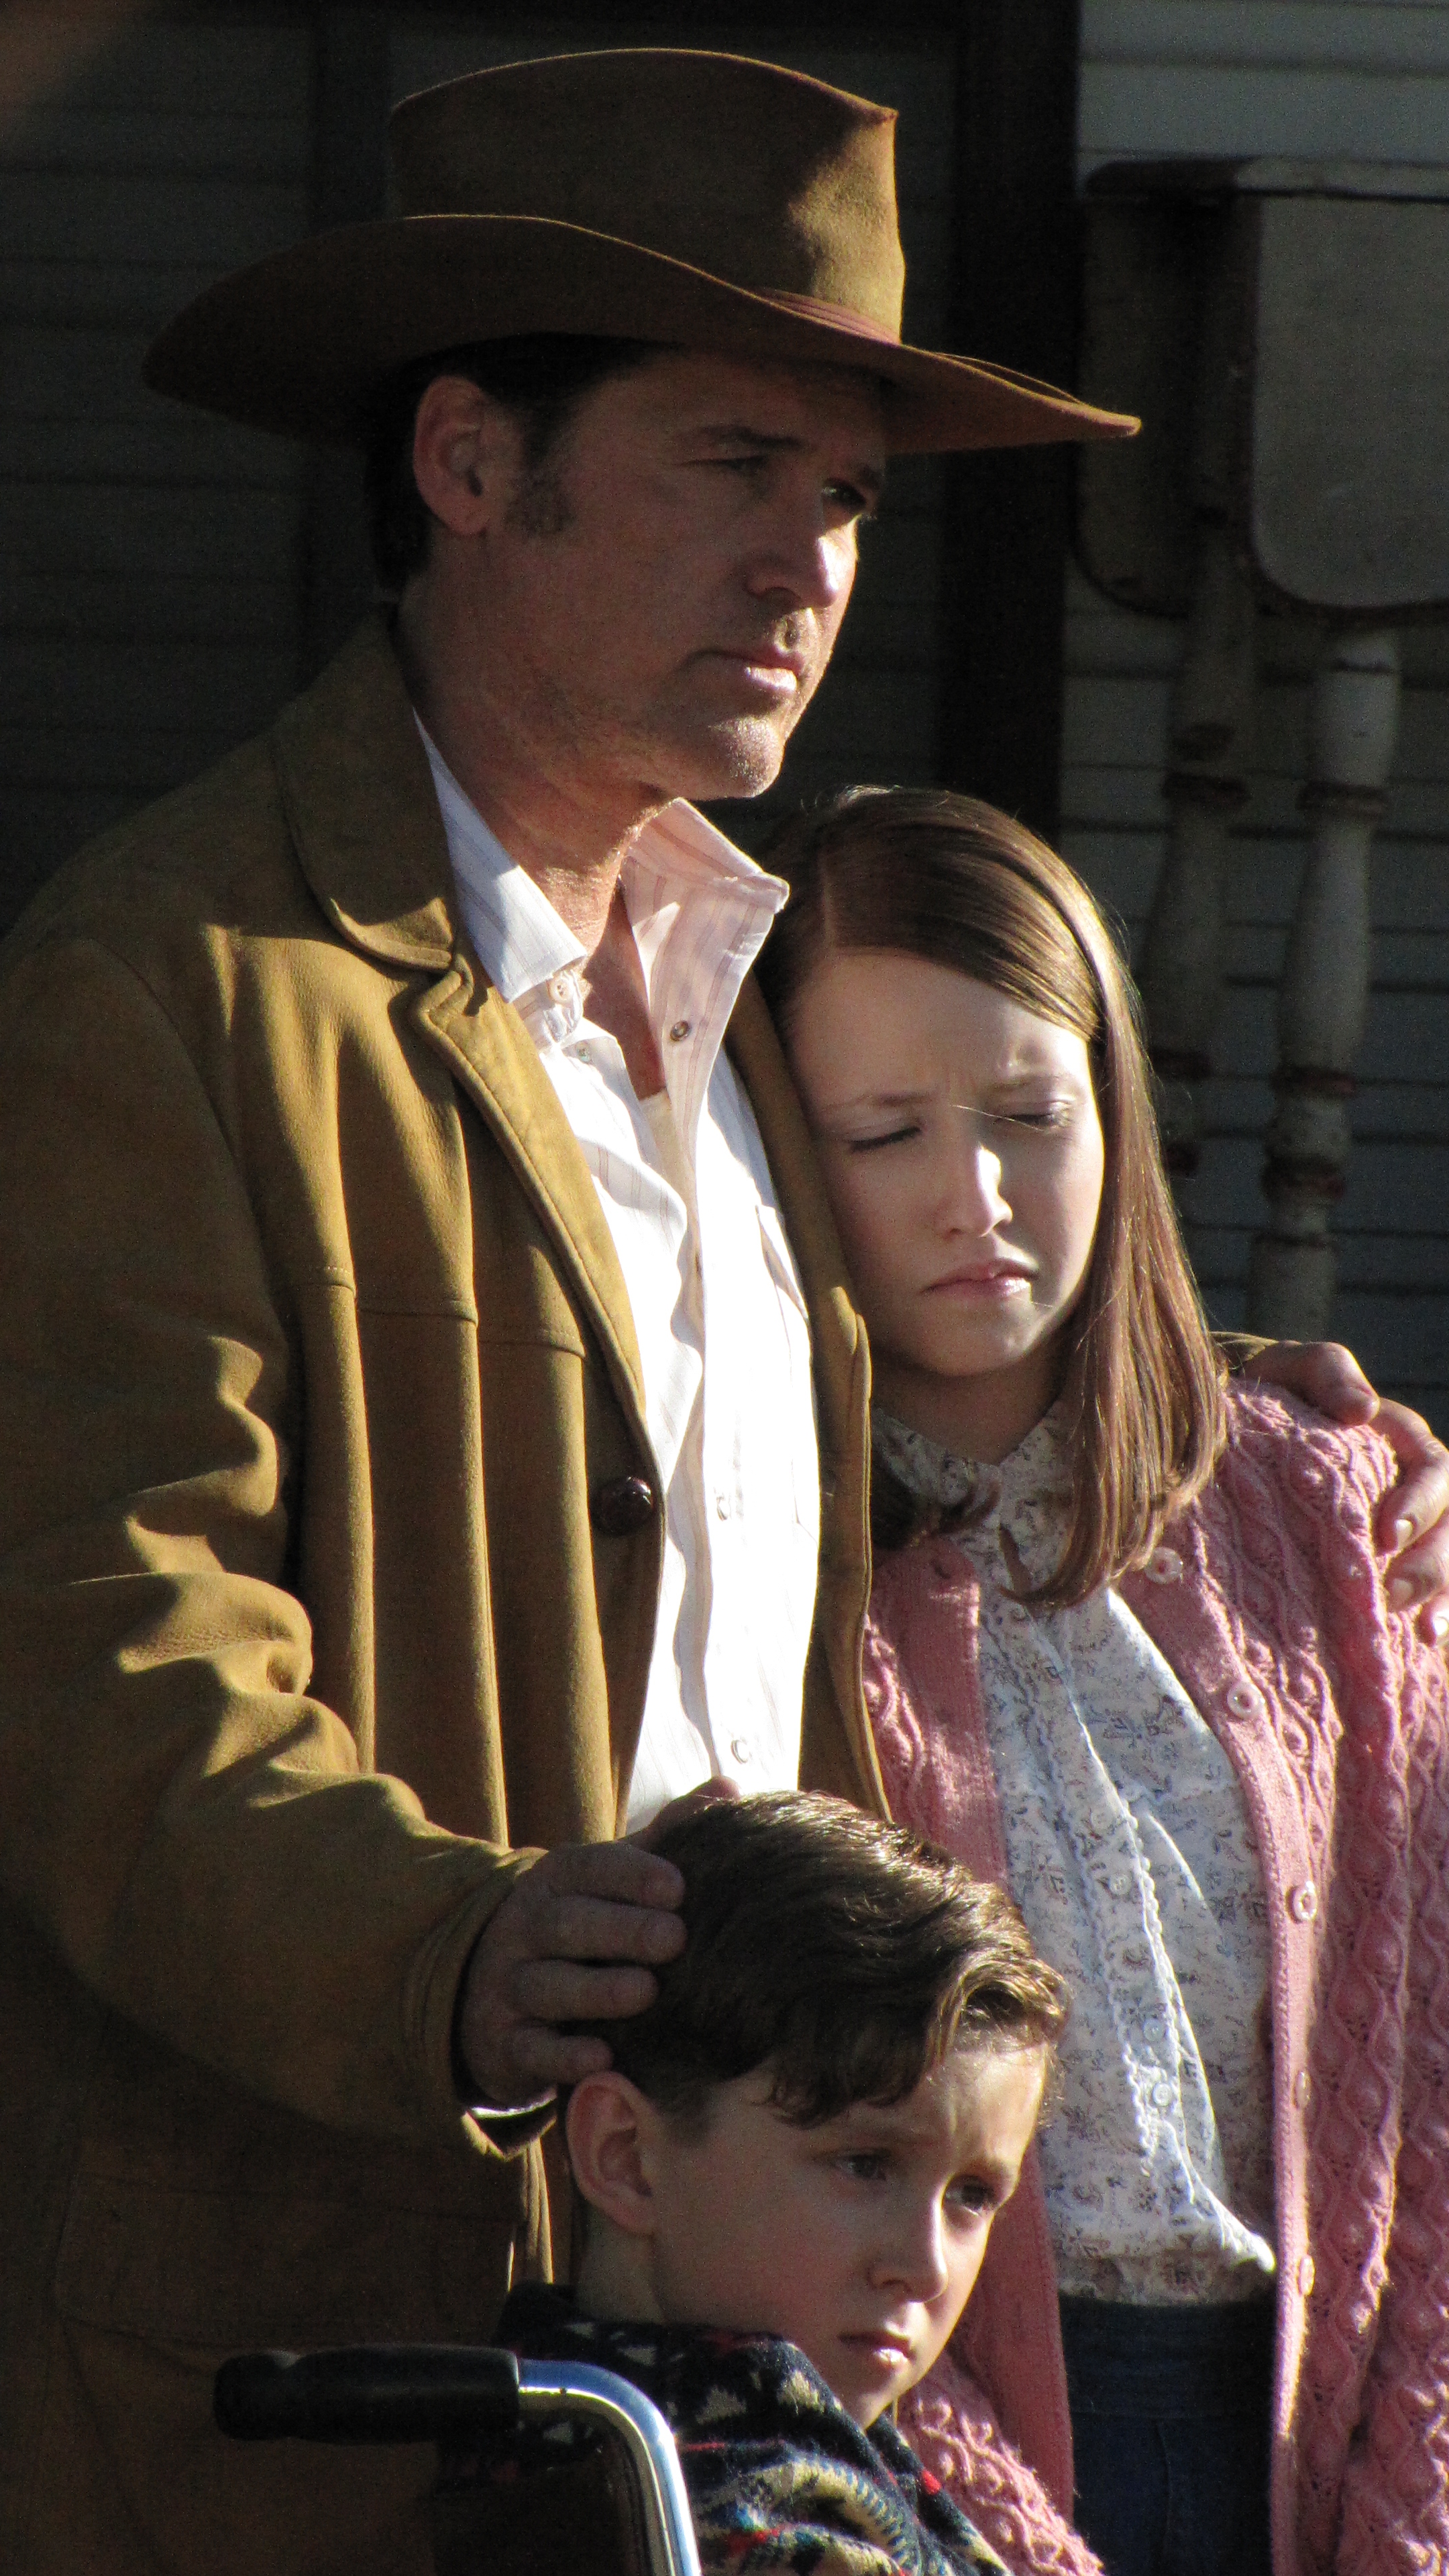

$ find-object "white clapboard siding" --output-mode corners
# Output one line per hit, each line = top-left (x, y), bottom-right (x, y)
(1071, 0), (1449, 1424)
(387, 21), (959, 847)
(0, 21), (313, 927)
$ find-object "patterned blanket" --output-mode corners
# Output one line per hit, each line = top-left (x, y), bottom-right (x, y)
(498, 2284), (1007, 2575)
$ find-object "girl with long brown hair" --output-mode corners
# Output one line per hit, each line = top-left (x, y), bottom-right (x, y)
(757, 788), (1449, 2576)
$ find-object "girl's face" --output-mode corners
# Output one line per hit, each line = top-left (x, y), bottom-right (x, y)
(788, 948), (1106, 1462)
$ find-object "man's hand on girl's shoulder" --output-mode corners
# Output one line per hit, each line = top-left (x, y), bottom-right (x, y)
(1232, 1337), (1449, 1640)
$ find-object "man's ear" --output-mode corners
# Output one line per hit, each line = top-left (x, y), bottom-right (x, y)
(565, 2072), (661, 2239)
(411, 374), (521, 537)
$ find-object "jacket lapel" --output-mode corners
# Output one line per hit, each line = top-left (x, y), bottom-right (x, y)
(271, 616), (649, 1438)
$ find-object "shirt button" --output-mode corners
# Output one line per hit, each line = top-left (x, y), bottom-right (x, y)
(1150, 2078), (1173, 2110)
(588, 1474), (657, 1537)
(1287, 1882), (1319, 1924)
(1108, 1872), (1132, 1896)
(729, 1737), (752, 1764)
(1146, 1546), (1184, 1585)
(669, 1019), (692, 1043)
(547, 970), (575, 1006)
(1090, 1803), (1114, 1833)
(1296, 2253), (1316, 2298)
(1293, 2068), (1311, 2109)
(1226, 1682), (1260, 1720)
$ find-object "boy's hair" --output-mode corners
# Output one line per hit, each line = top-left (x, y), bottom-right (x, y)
(754, 786), (1227, 1607)
(572, 1791), (1067, 2131)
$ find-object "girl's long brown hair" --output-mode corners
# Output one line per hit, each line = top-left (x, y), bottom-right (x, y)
(756, 788), (1226, 1607)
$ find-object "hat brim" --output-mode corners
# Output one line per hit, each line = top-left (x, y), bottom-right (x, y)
(144, 213), (1136, 453)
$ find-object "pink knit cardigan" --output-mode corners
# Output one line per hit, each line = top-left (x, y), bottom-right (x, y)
(866, 1387), (1449, 2576)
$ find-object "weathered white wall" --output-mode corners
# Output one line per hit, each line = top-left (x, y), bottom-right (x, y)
(1069, 0), (1449, 1422)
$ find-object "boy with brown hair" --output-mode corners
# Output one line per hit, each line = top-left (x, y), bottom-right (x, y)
(497, 1792), (1067, 2575)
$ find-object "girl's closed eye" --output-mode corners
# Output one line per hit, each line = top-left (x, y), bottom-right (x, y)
(847, 1122), (922, 1154)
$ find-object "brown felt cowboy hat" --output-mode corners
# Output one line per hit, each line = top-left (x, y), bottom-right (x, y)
(145, 48), (1136, 454)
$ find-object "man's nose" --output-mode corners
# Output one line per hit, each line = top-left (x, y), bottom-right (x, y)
(743, 501), (856, 613)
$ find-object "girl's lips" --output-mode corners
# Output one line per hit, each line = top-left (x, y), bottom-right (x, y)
(926, 1263), (1032, 1297)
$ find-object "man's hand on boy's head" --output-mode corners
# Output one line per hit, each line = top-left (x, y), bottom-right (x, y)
(455, 1786), (735, 2106)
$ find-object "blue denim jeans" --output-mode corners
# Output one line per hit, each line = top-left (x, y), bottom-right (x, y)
(1059, 2296), (1275, 2576)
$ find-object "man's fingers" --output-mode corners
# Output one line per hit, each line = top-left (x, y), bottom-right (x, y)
(1238, 1336), (1377, 1422)
(632, 1776), (740, 1851)
(456, 1833), (688, 2104)
(523, 1837), (686, 1914)
(514, 1886), (687, 1969)
(511, 1956), (665, 2027)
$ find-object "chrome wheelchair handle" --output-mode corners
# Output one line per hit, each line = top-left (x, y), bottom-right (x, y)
(518, 2361), (702, 2576)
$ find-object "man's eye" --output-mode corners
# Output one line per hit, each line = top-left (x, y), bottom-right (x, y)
(825, 480), (875, 522)
(837, 2150), (890, 2181)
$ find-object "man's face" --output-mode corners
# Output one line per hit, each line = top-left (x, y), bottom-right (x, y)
(449, 351), (886, 810)
(638, 2041), (1045, 2426)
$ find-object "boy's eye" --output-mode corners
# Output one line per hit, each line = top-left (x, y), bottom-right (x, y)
(946, 2174), (1001, 2216)
(836, 2149), (890, 2182)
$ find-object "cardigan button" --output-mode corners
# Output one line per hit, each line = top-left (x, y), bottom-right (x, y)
(1296, 2253), (1316, 2298)
(1287, 1881), (1319, 1924)
(1293, 2068), (1311, 2109)
(589, 1474), (657, 1537)
(1145, 1546), (1184, 1585)
(1225, 1682), (1260, 1720)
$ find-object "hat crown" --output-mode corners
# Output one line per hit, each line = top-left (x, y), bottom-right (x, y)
(388, 48), (906, 337)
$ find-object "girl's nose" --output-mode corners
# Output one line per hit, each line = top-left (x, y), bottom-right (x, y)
(938, 1121), (1011, 1235)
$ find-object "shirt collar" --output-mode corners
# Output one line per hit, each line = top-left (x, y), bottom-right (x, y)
(418, 718), (787, 1043)
(871, 1401), (1074, 1584)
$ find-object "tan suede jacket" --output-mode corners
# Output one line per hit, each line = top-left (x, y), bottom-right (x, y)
(0, 620), (882, 2576)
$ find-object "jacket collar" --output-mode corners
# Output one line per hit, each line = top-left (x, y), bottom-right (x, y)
(268, 616), (648, 1428)
(272, 614), (458, 970)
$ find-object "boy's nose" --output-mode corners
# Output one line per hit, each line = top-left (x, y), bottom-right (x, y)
(872, 2199), (951, 2302)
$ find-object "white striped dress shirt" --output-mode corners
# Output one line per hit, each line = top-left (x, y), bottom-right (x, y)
(423, 729), (820, 1829)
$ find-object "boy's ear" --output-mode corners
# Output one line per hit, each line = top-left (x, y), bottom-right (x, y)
(565, 2072), (660, 2239)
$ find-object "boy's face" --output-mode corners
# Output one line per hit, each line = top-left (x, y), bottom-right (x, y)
(635, 2041), (1045, 2426)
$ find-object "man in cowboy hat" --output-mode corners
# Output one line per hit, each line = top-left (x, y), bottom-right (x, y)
(0, 46), (1442, 2576)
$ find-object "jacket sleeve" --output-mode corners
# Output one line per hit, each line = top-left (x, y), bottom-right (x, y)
(0, 930), (531, 2145)
(899, 2356), (1104, 2576)
(1335, 1613), (1449, 2571)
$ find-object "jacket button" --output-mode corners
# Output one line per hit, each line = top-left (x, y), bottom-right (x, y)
(1293, 2068), (1311, 2109)
(1226, 1682), (1260, 1719)
(1296, 2253), (1316, 2298)
(1146, 1546), (1184, 1585)
(590, 1474), (657, 1537)
(1287, 1881), (1318, 1923)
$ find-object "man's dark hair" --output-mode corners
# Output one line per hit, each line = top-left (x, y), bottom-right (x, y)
(364, 333), (661, 594)
(574, 1791), (1067, 2133)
